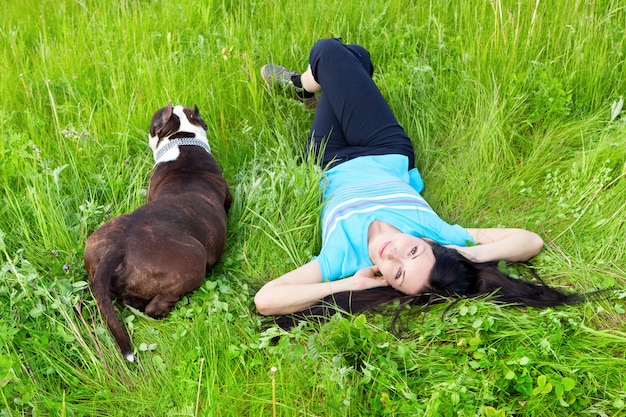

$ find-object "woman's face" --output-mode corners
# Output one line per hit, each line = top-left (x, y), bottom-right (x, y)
(372, 233), (435, 295)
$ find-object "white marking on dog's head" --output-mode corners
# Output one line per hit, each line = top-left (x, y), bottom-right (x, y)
(149, 105), (210, 164)
(173, 106), (206, 138)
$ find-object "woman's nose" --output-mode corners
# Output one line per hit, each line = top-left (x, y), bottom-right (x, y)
(384, 246), (398, 260)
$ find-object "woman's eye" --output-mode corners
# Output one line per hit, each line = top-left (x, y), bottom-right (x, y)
(409, 246), (417, 255)
(395, 269), (402, 280)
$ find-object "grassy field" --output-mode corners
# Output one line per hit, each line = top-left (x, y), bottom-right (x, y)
(1, 0), (625, 415)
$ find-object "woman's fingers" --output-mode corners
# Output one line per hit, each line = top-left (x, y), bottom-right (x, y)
(356, 265), (379, 278)
(351, 265), (388, 289)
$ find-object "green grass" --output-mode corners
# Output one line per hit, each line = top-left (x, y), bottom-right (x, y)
(1, 0), (625, 415)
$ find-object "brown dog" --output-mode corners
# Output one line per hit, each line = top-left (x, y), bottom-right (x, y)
(84, 103), (231, 361)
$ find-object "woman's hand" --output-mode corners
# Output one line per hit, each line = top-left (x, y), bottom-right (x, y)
(347, 265), (389, 291)
(444, 244), (479, 262)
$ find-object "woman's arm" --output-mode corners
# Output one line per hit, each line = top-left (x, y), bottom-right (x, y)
(449, 228), (544, 263)
(254, 260), (388, 316)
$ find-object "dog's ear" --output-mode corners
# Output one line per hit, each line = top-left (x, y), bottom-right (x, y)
(150, 102), (175, 138)
(192, 104), (208, 131)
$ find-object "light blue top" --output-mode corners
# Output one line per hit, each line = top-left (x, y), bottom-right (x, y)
(315, 154), (473, 282)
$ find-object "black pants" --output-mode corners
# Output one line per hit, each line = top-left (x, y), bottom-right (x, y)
(305, 38), (415, 170)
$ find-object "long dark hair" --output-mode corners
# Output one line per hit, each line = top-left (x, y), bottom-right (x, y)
(274, 242), (587, 330)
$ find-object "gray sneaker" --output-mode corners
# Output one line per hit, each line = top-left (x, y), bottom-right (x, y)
(261, 64), (317, 109)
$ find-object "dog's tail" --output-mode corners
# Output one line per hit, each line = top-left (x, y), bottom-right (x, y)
(91, 251), (134, 362)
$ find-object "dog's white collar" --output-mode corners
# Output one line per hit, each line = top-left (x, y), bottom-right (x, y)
(154, 137), (211, 164)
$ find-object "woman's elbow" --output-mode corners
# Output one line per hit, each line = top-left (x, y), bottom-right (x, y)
(254, 289), (274, 316)
(528, 231), (544, 257)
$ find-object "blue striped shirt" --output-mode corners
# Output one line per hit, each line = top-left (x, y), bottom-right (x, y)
(316, 154), (473, 282)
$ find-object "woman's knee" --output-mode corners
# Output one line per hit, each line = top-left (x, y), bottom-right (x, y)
(309, 38), (373, 79)
(309, 38), (344, 62)
(345, 44), (374, 76)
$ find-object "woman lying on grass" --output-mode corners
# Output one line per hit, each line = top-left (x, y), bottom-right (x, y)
(254, 38), (584, 327)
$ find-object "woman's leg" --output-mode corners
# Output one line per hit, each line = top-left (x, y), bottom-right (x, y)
(300, 65), (321, 93)
(304, 38), (414, 170)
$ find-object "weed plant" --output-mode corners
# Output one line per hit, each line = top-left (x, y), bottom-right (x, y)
(1, 0), (625, 416)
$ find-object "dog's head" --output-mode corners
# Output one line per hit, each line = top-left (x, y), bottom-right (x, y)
(149, 103), (209, 161)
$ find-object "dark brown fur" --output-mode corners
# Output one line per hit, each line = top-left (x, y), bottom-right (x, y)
(84, 104), (231, 360)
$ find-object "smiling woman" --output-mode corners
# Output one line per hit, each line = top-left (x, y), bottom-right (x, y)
(254, 38), (586, 324)
(368, 223), (436, 295)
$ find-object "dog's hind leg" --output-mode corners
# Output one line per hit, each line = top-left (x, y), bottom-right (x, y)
(123, 296), (150, 311)
(144, 293), (181, 319)
(144, 244), (207, 318)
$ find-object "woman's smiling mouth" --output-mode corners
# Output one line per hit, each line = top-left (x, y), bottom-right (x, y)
(379, 241), (390, 258)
